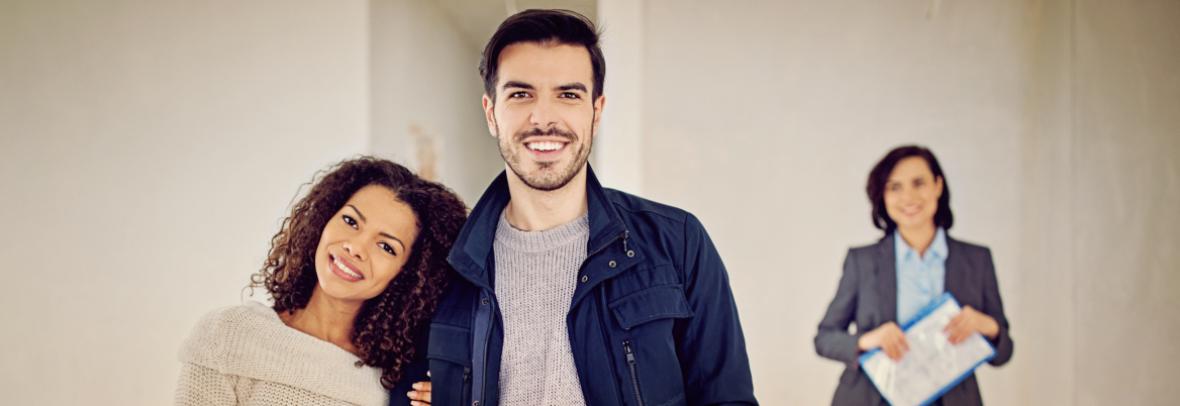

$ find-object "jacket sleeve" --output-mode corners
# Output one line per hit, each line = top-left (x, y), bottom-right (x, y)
(387, 325), (432, 406)
(677, 214), (758, 406)
(386, 357), (429, 406)
(980, 248), (1014, 366)
(814, 249), (863, 365)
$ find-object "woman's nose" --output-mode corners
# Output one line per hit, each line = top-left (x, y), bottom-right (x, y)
(342, 240), (365, 261)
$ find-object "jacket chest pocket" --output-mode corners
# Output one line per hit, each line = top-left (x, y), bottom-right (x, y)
(427, 323), (472, 406)
(608, 285), (694, 406)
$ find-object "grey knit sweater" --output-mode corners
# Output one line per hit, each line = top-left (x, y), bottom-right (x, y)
(493, 211), (589, 406)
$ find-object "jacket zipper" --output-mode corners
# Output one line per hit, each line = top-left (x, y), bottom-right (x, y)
(462, 366), (472, 405)
(474, 293), (494, 406)
(589, 230), (628, 259)
(623, 340), (645, 406)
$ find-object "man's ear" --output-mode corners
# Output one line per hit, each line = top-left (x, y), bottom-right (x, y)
(482, 94), (497, 138)
(591, 95), (606, 136)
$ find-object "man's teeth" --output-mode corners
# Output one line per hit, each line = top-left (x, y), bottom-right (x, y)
(333, 257), (362, 279)
(527, 141), (564, 151)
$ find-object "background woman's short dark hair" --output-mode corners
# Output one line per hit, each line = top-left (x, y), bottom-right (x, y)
(865, 145), (954, 235)
(479, 9), (605, 101)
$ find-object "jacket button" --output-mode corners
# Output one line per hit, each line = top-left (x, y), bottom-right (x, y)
(580, 275), (589, 283)
(608, 260), (617, 268)
(626, 250), (635, 258)
(480, 298), (489, 305)
(473, 402), (480, 406)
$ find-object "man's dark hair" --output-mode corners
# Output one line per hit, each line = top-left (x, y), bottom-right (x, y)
(866, 145), (954, 235)
(479, 9), (605, 101)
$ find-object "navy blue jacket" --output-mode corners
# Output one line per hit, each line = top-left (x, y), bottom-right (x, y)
(424, 166), (757, 406)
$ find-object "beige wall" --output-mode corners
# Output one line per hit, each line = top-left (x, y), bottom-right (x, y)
(1, 0), (1177, 404)
(639, 1), (1026, 403)
(0, 1), (370, 404)
(1016, 0), (1077, 402)
(1072, 1), (1180, 404)
(369, 0), (502, 205)
(630, 0), (1179, 404)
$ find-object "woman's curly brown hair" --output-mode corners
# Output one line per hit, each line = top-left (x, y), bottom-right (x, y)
(250, 156), (468, 389)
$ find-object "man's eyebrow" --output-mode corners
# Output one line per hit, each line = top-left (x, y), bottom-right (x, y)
(556, 83), (588, 93)
(502, 81), (535, 90)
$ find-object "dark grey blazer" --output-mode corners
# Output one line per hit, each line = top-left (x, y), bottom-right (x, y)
(814, 234), (1014, 406)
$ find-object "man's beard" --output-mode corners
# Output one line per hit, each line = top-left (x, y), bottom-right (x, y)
(497, 125), (592, 192)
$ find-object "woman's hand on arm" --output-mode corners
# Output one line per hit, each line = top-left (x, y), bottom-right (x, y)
(858, 322), (909, 361)
(407, 371), (431, 406)
(944, 305), (999, 344)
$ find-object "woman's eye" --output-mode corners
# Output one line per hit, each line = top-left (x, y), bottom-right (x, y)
(342, 215), (358, 228)
(379, 242), (397, 256)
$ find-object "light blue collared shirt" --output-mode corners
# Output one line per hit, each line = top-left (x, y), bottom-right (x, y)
(895, 228), (948, 325)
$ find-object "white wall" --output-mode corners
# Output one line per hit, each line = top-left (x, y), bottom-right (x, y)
(623, 0), (1179, 404)
(2, 1), (1177, 404)
(1071, 1), (1180, 403)
(0, 1), (370, 404)
(638, 1), (1026, 403)
(369, 0), (502, 205)
(1015, 0), (1077, 402)
(595, 0), (645, 194)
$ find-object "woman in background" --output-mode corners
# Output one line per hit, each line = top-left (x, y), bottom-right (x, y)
(175, 157), (466, 406)
(815, 145), (1014, 406)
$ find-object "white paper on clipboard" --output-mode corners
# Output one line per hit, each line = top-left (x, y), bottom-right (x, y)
(858, 293), (995, 406)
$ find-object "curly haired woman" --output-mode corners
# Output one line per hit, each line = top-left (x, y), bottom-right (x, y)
(174, 157), (467, 406)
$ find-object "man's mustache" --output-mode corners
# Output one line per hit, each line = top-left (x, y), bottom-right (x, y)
(515, 127), (577, 142)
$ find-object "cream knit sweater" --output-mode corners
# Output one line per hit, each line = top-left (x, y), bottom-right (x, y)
(174, 301), (389, 406)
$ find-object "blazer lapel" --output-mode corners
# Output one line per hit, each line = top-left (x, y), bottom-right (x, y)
(875, 235), (898, 324)
(944, 237), (968, 301)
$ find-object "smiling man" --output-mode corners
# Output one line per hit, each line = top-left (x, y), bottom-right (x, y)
(423, 9), (757, 406)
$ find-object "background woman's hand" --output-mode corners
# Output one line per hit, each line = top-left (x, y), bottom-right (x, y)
(944, 305), (999, 344)
(858, 322), (909, 361)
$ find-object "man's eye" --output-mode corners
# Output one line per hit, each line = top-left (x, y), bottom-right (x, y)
(342, 215), (358, 228)
(559, 92), (581, 99)
(379, 242), (397, 256)
(509, 91), (530, 99)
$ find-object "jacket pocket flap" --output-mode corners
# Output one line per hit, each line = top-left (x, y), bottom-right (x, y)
(610, 285), (694, 330)
(427, 323), (471, 366)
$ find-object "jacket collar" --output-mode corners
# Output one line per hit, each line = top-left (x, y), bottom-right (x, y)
(894, 228), (948, 262)
(447, 165), (626, 289)
(874, 235), (898, 324)
(944, 236), (970, 302)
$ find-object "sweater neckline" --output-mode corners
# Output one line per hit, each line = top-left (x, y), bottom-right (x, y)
(179, 301), (389, 405)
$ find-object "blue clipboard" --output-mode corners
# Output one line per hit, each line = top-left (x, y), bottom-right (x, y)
(857, 293), (996, 406)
